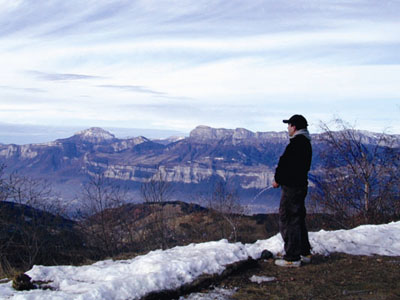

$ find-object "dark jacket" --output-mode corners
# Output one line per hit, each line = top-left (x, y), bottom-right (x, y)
(274, 133), (312, 188)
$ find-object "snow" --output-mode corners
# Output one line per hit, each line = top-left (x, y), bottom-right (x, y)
(75, 127), (115, 141)
(180, 288), (236, 300)
(249, 275), (276, 283)
(245, 221), (400, 258)
(1, 221), (400, 300)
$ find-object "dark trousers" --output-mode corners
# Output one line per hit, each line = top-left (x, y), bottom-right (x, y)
(279, 185), (311, 261)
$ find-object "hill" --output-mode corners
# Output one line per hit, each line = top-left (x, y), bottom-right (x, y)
(1, 199), (340, 278)
(0, 201), (85, 273)
(1, 221), (399, 299)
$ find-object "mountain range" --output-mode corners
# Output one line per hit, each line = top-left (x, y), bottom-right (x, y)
(0, 126), (398, 213)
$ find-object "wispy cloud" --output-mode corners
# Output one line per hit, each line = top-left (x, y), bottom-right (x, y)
(27, 71), (103, 81)
(0, 0), (399, 137)
(98, 84), (167, 96)
(0, 85), (44, 93)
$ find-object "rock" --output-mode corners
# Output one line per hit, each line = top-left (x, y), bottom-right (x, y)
(260, 249), (273, 260)
(12, 273), (35, 291)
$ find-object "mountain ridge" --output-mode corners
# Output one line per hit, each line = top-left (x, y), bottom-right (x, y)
(189, 125), (289, 142)
(0, 125), (398, 212)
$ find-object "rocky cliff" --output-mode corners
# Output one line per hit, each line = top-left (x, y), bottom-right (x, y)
(1, 126), (397, 210)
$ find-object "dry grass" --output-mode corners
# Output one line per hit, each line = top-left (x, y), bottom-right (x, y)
(216, 253), (400, 300)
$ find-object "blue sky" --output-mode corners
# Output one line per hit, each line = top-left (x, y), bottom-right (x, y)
(0, 0), (399, 143)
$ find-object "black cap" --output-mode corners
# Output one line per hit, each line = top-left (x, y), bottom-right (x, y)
(283, 114), (308, 129)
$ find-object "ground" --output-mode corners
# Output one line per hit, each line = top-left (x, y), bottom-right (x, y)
(211, 254), (400, 300)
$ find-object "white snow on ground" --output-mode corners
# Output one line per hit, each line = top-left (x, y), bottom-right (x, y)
(1, 221), (400, 300)
(245, 221), (400, 258)
(179, 288), (236, 300)
(249, 275), (276, 284)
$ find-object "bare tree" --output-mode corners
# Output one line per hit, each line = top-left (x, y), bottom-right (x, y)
(78, 173), (128, 258)
(5, 173), (58, 212)
(207, 180), (245, 242)
(6, 173), (54, 268)
(0, 168), (71, 273)
(140, 170), (174, 250)
(0, 164), (12, 276)
(311, 119), (400, 227)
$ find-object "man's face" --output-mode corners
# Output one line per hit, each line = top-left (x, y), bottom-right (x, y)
(288, 124), (296, 137)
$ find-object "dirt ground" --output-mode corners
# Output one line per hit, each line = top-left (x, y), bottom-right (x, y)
(213, 253), (400, 300)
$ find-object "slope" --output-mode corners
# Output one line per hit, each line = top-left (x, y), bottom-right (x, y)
(0, 221), (399, 299)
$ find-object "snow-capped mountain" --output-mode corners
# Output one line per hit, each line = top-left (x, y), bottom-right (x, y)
(74, 127), (116, 143)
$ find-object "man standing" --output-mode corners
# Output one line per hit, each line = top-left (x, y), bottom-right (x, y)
(272, 114), (312, 267)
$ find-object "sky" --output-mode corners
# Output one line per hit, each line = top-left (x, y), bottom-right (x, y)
(1, 221), (400, 299)
(0, 0), (400, 144)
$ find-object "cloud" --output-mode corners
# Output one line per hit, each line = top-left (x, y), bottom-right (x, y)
(0, 85), (44, 93)
(97, 84), (167, 96)
(0, 1), (399, 134)
(27, 71), (103, 81)
(97, 84), (195, 101)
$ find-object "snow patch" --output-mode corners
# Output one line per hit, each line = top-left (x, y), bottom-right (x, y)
(180, 287), (236, 300)
(249, 275), (276, 283)
(75, 127), (115, 142)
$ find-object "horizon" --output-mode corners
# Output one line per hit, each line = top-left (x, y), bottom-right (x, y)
(1, 1), (399, 138)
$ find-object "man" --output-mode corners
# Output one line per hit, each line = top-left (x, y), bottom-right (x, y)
(272, 114), (312, 267)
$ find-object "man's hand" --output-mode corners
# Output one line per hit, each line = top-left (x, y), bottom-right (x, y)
(272, 180), (280, 188)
